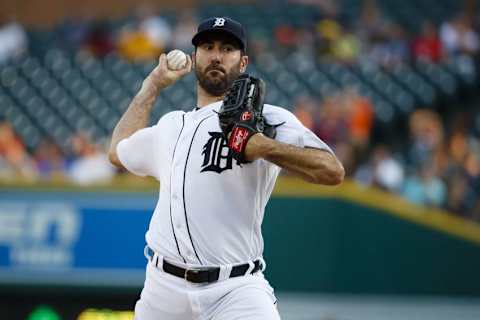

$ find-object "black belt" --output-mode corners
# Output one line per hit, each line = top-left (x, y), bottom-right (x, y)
(146, 247), (263, 284)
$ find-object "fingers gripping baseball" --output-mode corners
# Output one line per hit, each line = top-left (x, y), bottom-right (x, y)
(145, 51), (192, 92)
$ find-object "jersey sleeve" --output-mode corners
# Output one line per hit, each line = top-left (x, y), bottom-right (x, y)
(116, 124), (160, 179)
(263, 104), (334, 153)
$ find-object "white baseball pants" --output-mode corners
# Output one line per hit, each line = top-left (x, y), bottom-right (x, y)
(134, 259), (281, 320)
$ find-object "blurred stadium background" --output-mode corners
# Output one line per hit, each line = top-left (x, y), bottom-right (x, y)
(1, 0), (480, 319)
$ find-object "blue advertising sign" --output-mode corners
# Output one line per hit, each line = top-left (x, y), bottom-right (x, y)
(0, 190), (157, 288)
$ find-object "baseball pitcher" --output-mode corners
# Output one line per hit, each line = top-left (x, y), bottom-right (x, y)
(109, 17), (344, 320)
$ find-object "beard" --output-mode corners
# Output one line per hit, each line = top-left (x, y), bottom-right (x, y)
(195, 61), (242, 96)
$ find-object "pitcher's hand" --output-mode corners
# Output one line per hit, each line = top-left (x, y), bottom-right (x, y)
(143, 53), (193, 93)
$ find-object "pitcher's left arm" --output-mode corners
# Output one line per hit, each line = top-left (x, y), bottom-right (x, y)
(245, 134), (344, 185)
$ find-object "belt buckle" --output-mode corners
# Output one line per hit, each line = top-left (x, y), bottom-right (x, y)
(184, 268), (200, 282)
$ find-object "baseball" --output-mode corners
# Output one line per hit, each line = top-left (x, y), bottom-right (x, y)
(166, 49), (187, 70)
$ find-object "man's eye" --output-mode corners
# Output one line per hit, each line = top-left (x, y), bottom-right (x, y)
(223, 46), (233, 52)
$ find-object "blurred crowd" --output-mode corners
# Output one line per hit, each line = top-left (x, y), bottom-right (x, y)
(292, 90), (480, 221)
(1, 1), (480, 221)
(0, 5), (196, 64)
(2, 89), (478, 220)
(54, 5), (198, 62)
(0, 119), (115, 185)
(256, 0), (480, 71)
(1, 1), (479, 65)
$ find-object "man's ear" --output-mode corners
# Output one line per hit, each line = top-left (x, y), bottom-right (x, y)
(240, 55), (248, 73)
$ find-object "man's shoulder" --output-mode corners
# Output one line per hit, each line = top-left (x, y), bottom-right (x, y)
(263, 104), (300, 125)
(263, 104), (291, 114)
(157, 110), (186, 126)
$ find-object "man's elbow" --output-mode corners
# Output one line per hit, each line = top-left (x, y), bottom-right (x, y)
(311, 160), (345, 185)
(108, 148), (123, 169)
(328, 163), (345, 185)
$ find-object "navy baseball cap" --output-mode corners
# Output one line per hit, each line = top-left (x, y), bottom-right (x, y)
(192, 17), (246, 50)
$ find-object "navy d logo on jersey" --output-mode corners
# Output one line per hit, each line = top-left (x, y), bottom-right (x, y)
(201, 132), (236, 173)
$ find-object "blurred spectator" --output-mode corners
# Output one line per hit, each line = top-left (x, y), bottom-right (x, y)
(311, 87), (373, 148)
(0, 15), (28, 64)
(385, 24), (409, 66)
(343, 87), (374, 147)
(314, 91), (349, 146)
(358, 0), (389, 44)
(68, 132), (115, 185)
(33, 139), (68, 181)
(356, 0), (412, 67)
(408, 109), (444, 167)
(368, 24), (409, 67)
(117, 5), (171, 61)
(138, 6), (172, 51)
(442, 124), (480, 213)
(440, 14), (479, 57)
(295, 27), (317, 58)
(293, 87), (373, 177)
(412, 21), (443, 63)
(330, 25), (361, 63)
(464, 150), (480, 182)
(293, 96), (316, 130)
(445, 170), (475, 216)
(118, 28), (160, 61)
(57, 11), (91, 51)
(403, 165), (447, 207)
(171, 10), (198, 52)
(84, 21), (114, 57)
(315, 16), (342, 57)
(355, 145), (405, 192)
(448, 130), (469, 165)
(275, 24), (298, 55)
(0, 120), (36, 180)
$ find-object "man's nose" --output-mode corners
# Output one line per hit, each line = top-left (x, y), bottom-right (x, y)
(209, 49), (222, 63)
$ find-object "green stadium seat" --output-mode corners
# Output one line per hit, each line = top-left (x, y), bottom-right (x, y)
(415, 61), (457, 96)
(390, 64), (436, 106)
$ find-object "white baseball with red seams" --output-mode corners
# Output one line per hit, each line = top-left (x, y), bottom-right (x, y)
(166, 49), (188, 70)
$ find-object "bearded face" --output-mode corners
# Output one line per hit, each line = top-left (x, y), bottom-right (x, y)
(193, 34), (246, 97)
(195, 58), (242, 96)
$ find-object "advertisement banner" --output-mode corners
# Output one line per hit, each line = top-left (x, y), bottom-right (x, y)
(0, 190), (156, 287)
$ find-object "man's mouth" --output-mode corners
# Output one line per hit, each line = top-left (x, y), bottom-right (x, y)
(206, 66), (226, 75)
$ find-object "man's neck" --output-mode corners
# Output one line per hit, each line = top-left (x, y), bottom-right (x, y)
(196, 84), (224, 108)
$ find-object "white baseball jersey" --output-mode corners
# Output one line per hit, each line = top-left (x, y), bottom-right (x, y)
(117, 101), (333, 267)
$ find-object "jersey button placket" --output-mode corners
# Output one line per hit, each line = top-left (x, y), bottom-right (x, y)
(170, 130), (188, 262)
(171, 119), (198, 265)
(171, 179), (189, 258)
(186, 251), (195, 262)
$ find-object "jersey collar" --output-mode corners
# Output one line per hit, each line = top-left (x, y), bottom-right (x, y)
(192, 101), (222, 116)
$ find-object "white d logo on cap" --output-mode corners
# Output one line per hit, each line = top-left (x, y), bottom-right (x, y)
(213, 18), (226, 27)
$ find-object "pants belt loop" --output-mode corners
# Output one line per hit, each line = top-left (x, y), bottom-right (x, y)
(219, 264), (233, 281)
(144, 245), (163, 268)
(259, 257), (266, 272)
(154, 252), (160, 267)
(245, 261), (255, 275)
